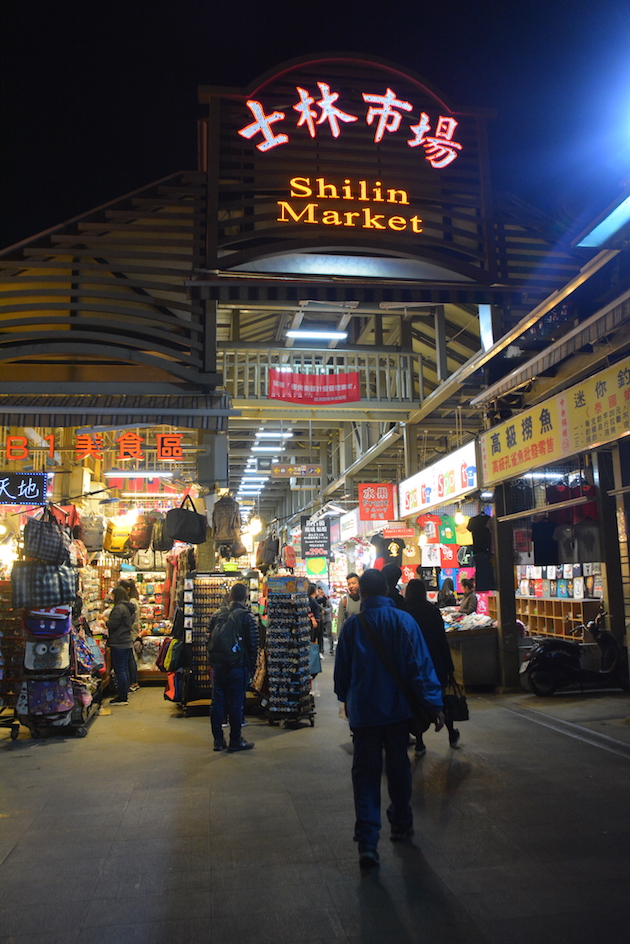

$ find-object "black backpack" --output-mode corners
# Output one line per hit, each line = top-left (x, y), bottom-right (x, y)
(207, 607), (244, 667)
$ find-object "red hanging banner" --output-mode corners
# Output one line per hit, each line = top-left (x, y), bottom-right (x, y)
(358, 483), (396, 521)
(268, 369), (360, 404)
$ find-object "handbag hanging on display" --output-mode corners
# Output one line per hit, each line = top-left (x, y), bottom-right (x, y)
(23, 507), (72, 565)
(165, 495), (207, 545)
(443, 676), (469, 722)
(11, 561), (77, 609)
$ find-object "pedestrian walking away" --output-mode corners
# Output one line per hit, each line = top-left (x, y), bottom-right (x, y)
(334, 569), (444, 869)
(207, 582), (259, 753)
(404, 578), (461, 752)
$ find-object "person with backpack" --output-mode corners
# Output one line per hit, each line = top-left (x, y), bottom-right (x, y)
(207, 583), (259, 753)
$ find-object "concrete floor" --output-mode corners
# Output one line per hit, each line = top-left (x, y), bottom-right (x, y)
(1, 660), (629, 944)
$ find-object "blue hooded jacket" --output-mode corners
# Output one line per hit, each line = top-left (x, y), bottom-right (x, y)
(334, 595), (443, 728)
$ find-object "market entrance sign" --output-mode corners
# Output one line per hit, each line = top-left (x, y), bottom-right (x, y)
(239, 85), (462, 167)
(480, 352), (630, 486)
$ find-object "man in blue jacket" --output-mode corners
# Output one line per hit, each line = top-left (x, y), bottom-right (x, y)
(334, 568), (444, 869)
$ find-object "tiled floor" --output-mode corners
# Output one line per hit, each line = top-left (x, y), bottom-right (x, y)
(1, 660), (629, 943)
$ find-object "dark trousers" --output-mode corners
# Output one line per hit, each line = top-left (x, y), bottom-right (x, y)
(211, 664), (246, 745)
(351, 720), (413, 851)
(110, 646), (130, 700)
(127, 648), (138, 686)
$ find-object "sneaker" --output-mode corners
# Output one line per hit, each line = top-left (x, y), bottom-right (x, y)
(129, 684), (140, 693)
(227, 739), (255, 753)
(213, 739), (227, 752)
(110, 696), (129, 706)
(449, 729), (461, 748)
(414, 745), (426, 757)
(359, 848), (380, 869)
(390, 826), (414, 842)
(241, 719), (249, 727)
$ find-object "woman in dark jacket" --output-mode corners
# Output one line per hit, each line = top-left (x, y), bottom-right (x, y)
(106, 586), (135, 706)
(404, 579), (460, 751)
(437, 577), (457, 608)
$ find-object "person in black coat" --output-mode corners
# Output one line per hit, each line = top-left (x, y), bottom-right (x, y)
(381, 564), (406, 610)
(404, 579), (460, 751)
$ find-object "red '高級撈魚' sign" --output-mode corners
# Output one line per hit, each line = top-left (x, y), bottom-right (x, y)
(268, 370), (360, 404)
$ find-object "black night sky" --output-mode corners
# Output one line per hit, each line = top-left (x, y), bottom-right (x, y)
(3, 0), (630, 248)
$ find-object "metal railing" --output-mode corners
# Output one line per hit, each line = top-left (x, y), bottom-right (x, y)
(218, 346), (423, 404)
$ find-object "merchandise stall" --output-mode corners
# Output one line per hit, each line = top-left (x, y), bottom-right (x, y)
(479, 381), (611, 645)
(398, 442), (500, 686)
(265, 575), (315, 727)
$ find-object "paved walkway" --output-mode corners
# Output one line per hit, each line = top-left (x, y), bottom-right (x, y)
(1, 659), (629, 944)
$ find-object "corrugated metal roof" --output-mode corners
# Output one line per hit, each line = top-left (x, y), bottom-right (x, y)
(470, 287), (630, 406)
(0, 393), (238, 430)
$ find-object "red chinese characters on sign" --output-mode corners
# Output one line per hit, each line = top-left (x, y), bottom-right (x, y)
(268, 369), (360, 404)
(358, 483), (396, 521)
(156, 433), (183, 460)
(75, 434), (103, 461)
(116, 432), (144, 460)
(238, 83), (462, 168)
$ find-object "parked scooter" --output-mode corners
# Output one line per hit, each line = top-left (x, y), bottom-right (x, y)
(520, 612), (630, 696)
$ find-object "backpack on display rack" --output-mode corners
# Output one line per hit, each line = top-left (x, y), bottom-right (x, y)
(127, 514), (157, 551)
(152, 516), (174, 552)
(212, 495), (241, 543)
(82, 516), (105, 552)
(282, 545), (296, 572)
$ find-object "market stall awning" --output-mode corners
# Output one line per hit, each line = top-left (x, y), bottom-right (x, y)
(0, 393), (239, 430)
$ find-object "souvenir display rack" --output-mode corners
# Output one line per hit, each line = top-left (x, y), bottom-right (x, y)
(133, 570), (173, 677)
(266, 577), (314, 727)
(0, 580), (23, 739)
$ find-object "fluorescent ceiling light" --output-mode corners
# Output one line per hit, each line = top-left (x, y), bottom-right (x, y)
(256, 431), (293, 439)
(251, 446), (285, 453)
(105, 470), (173, 478)
(577, 194), (630, 247)
(286, 330), (348, 340)
(121, 492), (181, 498)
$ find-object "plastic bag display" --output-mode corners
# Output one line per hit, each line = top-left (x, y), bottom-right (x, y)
(165, 496), (207, 545)
(12, 561), (77, 609)
(23, 509), (72, 565)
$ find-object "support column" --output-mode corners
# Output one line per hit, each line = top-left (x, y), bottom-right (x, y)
(594, 449), (625, 645)
(403, 425), (419, 479)
(434, 305), (448, 383)
(493, 484), (520, 689)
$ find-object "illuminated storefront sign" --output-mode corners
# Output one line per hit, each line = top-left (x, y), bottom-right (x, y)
(399, 442), (478, 517)
(480, 352), (630, 486)
(358, 483), (397, 521)
(238, 82), (462, 168)
(0, 472), (47, 505)
(3, 431), (186, 466)
(277, 177), (423, 233)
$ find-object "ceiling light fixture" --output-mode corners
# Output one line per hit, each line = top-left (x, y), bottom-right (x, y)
(104, 470), (174, 478)
(286, 330), (348, 340)
(251, 446), (286, 453)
